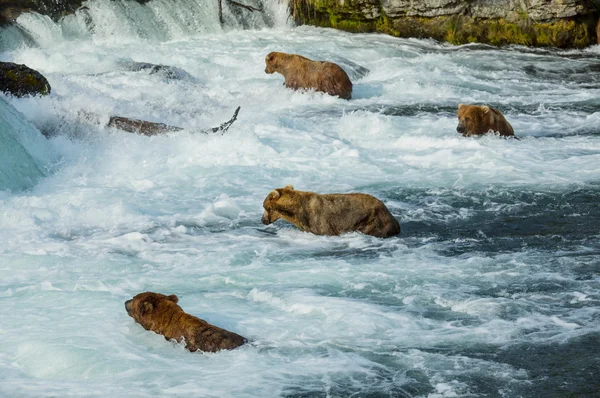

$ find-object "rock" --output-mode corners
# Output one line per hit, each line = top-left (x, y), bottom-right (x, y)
(382, 0), (467, 18)
(122, 61), (194, 81)
(0, 0), (155, 24)
(0, 0), (83, 24)
(291, 0), (600, 48)
(0, 62), (51, 97)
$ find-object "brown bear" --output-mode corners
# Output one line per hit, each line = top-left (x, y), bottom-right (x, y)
(125, 292), (246, 353)
(456, 104), (515, 138)
(261, 185), (400, 238)
(265, 52), (353, 100)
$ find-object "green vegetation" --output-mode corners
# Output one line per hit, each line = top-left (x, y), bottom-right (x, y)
(289, 0), (597, 48)
(1, 63), (51, 97)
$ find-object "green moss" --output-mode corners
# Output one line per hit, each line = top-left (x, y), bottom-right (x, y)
(289, 0), (597, 48)
(374, 13), (399, 36)
(1, 64), (51, 96)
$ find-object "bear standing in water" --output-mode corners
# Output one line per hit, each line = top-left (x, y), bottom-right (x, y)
(265, 52), (353, 100)
(261, 186), (400, 238)
(125, 292), (246, 353)
(456, 104), (515, 138)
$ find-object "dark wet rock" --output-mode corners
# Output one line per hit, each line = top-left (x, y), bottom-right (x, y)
(121, 61), (195, 81)
(0, 0), (82, 24)
(107, 116), (183, 136)
(0, 62), (51, 97)
(0, 0), (156, 24)
(329, 56), (370, 80)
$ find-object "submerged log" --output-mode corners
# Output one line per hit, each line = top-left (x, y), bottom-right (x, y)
(107, 117), (183, 136)
(107, 106), (241, 136)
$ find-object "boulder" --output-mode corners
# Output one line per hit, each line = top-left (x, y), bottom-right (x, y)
(0, 62), (51, 97)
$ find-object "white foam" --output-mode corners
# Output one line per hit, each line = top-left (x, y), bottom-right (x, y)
(0, 9), (599, 397)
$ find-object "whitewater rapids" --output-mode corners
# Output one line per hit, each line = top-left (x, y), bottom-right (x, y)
(0, 0), (599, 396)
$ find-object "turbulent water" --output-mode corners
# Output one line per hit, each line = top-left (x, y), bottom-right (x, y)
(1, 1), (600, 396)
(0, 97), (54, 191)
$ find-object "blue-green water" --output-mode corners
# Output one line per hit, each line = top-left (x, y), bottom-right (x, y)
(1, 1), (599, 396)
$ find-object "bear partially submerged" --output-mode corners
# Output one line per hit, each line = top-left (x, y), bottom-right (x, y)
(456, 104), (515, 138)
(125, 292), (246, 353)
(265, 52), (353, 100)
(261, 185), (400, 238)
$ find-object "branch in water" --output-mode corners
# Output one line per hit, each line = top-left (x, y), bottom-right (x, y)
(218, 0), (223, 24)
(200, 106), (241, 135)
(226, 0), (263, 12)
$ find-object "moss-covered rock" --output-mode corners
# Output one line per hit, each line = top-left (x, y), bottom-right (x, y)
(291, 0), (600, 48)
(0, 62), (51, 97)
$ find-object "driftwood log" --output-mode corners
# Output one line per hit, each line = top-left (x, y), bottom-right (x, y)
(107, 106), (241, 136)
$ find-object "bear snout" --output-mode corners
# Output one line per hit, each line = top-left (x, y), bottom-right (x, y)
(261, 210), (272, 225)
(456, 124), (466, 134)
(125, 299), (133, 316)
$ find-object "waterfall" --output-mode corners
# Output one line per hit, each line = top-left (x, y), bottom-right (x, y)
(0, 97), (54, 192)
(2, 0), (290, 48)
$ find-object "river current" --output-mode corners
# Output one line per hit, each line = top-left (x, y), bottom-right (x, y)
(1, 1), (599, 396)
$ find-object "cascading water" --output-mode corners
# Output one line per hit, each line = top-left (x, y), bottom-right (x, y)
(8, 0), (289, 45)
(0, 96), (54, 191)
(0, 0), (599, 396)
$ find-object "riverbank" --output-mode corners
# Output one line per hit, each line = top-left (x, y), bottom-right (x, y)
(290, 0), (600, 48)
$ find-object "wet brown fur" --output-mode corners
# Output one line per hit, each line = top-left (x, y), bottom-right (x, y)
(262, 186), (400, 238)
(456, 104), (515, 137)
(125, 292), (246, 353)
(265, 52), (353, 100)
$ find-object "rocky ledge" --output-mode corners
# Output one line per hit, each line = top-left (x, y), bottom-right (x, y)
(0, 0), (152, 24)
(290, 0), (600, 48)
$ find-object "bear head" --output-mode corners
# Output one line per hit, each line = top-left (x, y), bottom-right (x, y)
(457, 104), (498, 136)
(262, 185), (295, 225)
(265, 52), (284, 74)
(125, 292), (180, 328)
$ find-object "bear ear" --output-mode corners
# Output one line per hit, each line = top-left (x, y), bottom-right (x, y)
(268, 190), (280, 200)
(481, 105), (490, 114)
(458, 103), (466, 110)
(284, 185), (294, 190)
(167, 294), (179, 303)
(142, 302), (154, 313)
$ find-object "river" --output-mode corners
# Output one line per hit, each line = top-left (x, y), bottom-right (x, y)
(1, 0), (599, 396)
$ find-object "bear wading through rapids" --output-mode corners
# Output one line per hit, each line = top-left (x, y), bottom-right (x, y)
(125, 292), (246, 353)
(261, 185), (400, 238)
(456, 104), (516, 138)
(265, 52), (353, 100)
